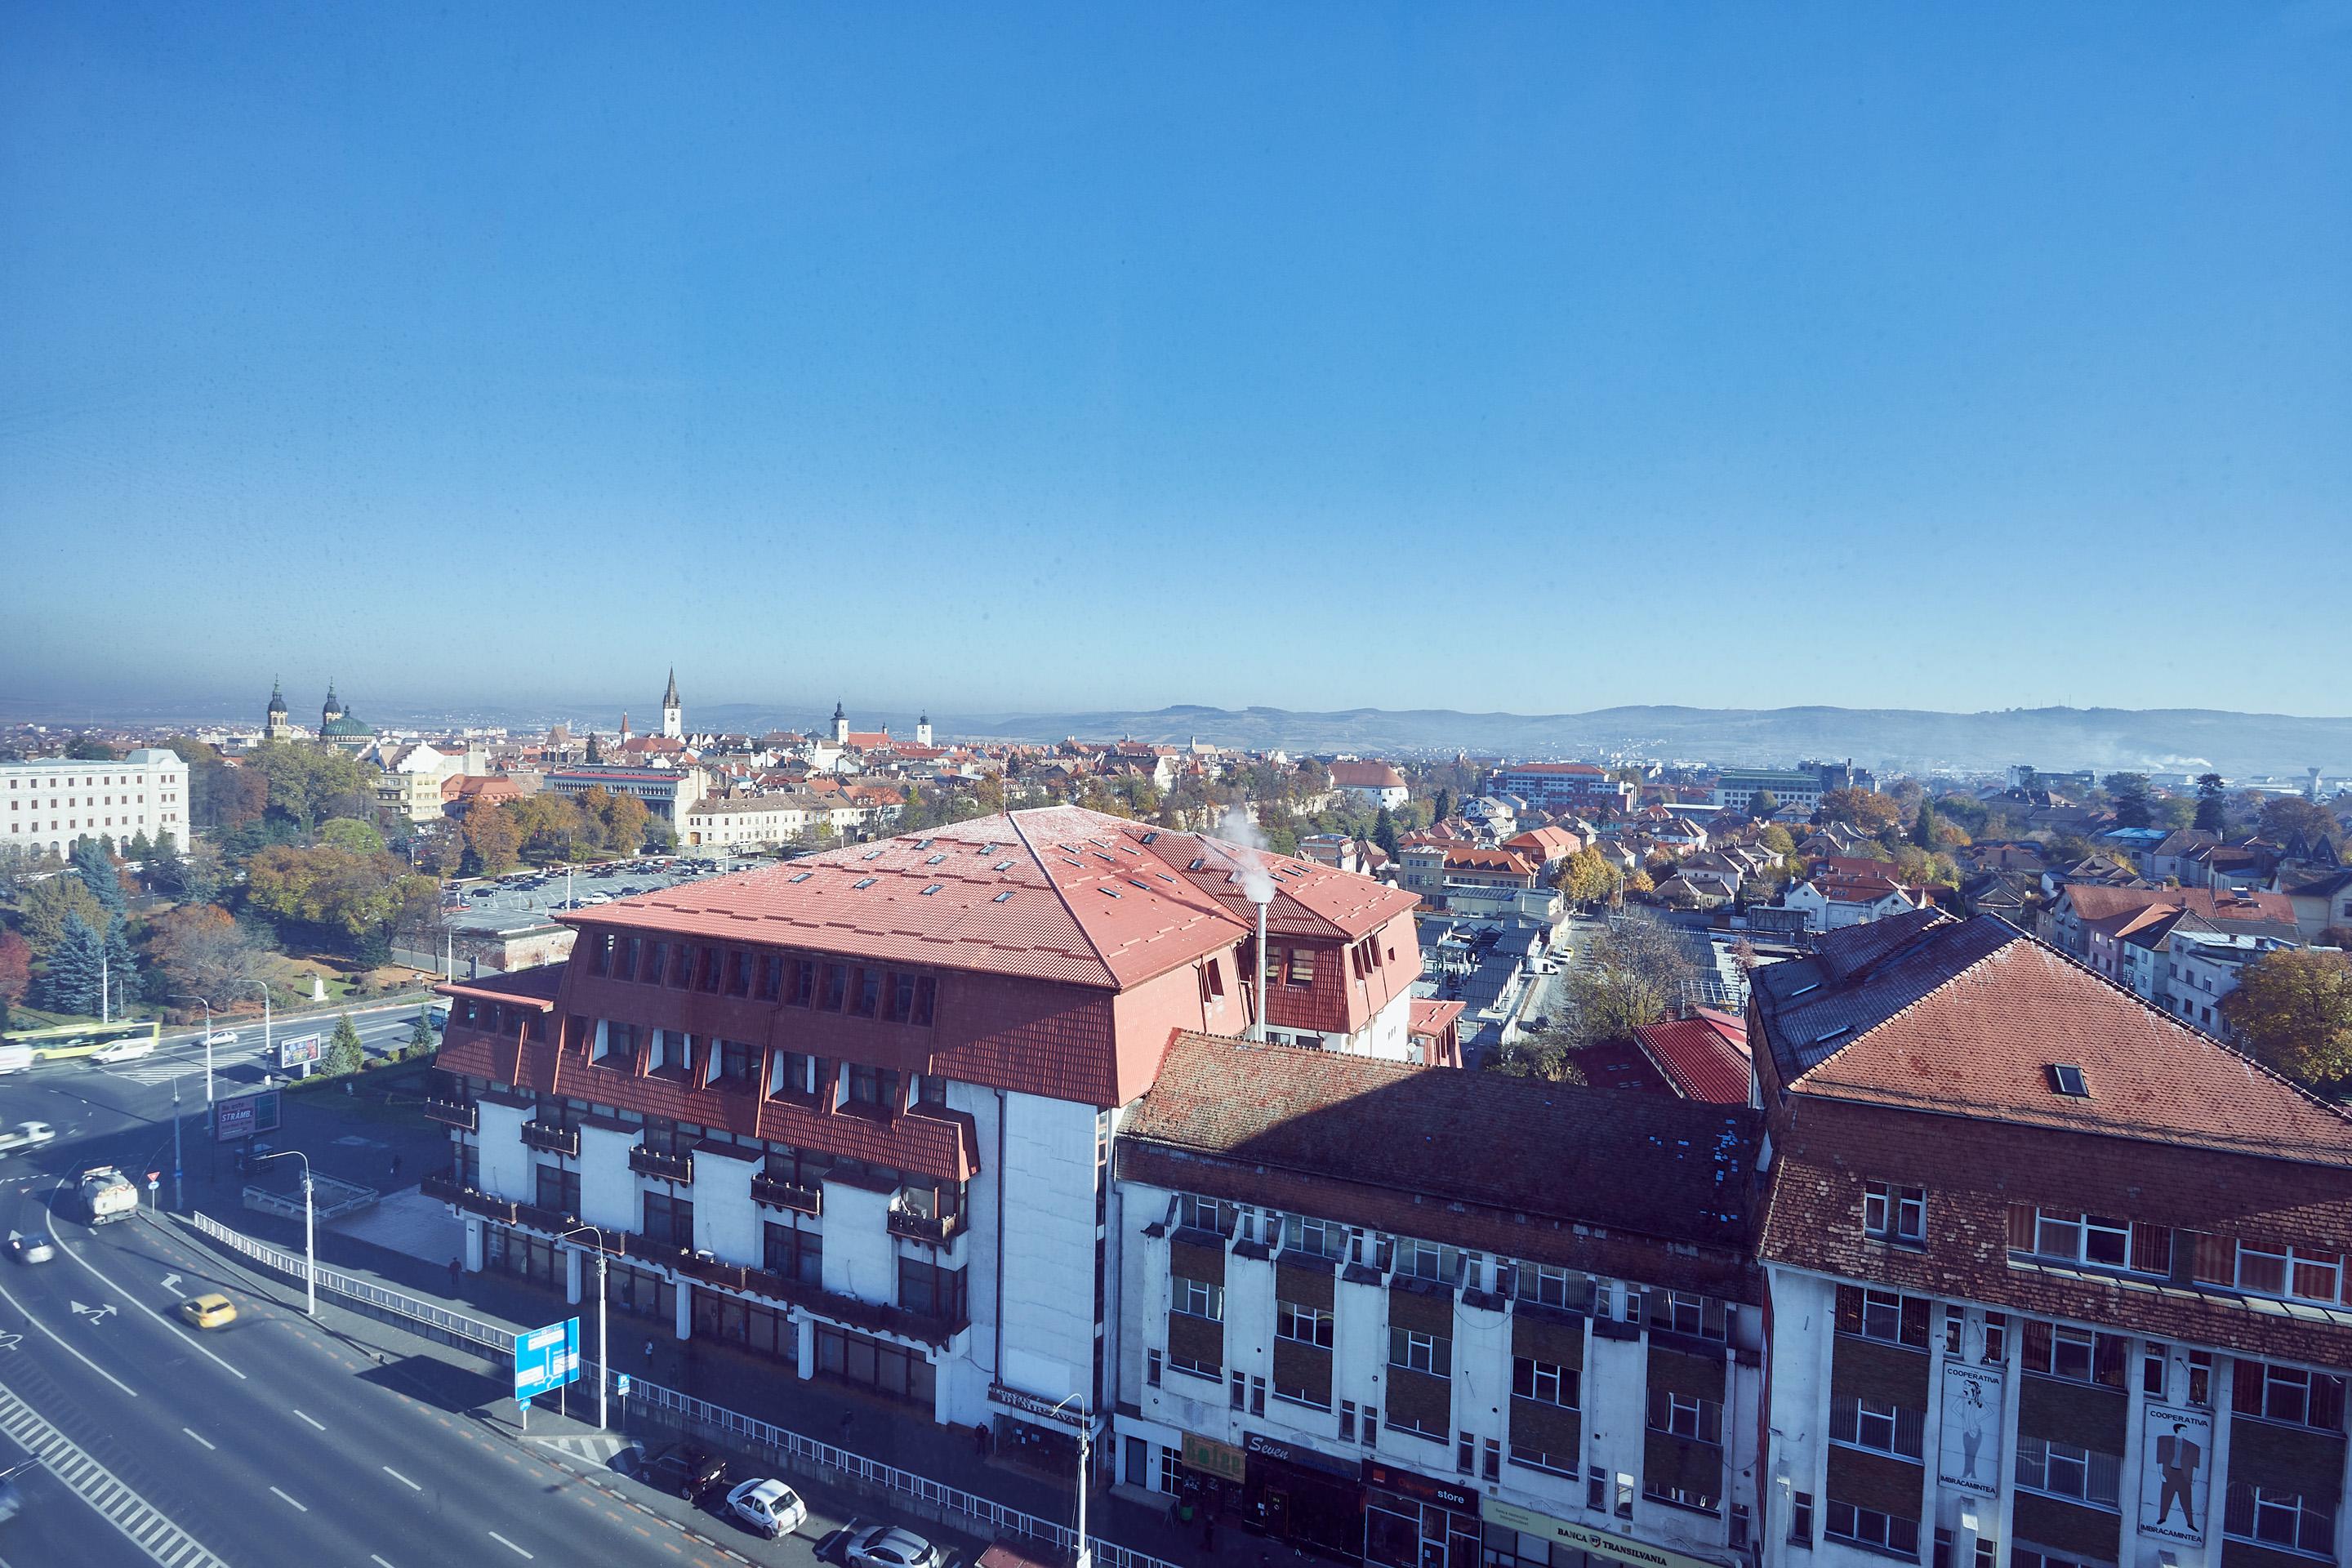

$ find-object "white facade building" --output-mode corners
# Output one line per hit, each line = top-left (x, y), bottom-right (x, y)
(2, 747), (190, 858)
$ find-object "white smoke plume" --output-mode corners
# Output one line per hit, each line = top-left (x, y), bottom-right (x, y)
(1217, 806), (1277, 905)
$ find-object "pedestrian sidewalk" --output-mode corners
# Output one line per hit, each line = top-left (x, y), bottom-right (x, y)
(207, 1200), (1232, 1568)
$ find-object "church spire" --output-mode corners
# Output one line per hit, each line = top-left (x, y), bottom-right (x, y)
(663, 667), (681, 708)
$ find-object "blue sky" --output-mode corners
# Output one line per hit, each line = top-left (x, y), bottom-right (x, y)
(3, 2), (2347, 721)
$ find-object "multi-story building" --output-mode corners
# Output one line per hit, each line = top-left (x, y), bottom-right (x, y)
(1333, 763), (1412, 813)
(681, 794), (840, 849)
(2043, 888), (2297, 983)
(544, 764), (711, 828)
(1710, 769), (1829, 817)
(2162, 929), (2296, 1041)
(377, 742), (462, 823)
(1490, 764), (1635, 817)
(1752, 910), (2352, 1568)
(1112, 1031), (1762, 1568)
(2, 747), (190, 858)
(425, 806), (1419, 1468)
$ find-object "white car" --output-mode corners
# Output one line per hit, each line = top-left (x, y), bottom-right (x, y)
(724, 1477), (807, 1539)
(203, 1028), (240, 1046)
(12, 1123), (53, 1145)
(91, 1039), (157, 1064)
(842, 1524), (948, 1568)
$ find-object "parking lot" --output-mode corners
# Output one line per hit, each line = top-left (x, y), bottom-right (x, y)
(446, 854), (773, 920)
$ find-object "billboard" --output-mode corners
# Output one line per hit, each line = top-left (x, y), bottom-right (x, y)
(214, 1089), (281, 1143)
(2140, 1403), (2213, 1545)
(1937, 1361), (2004, 1499)
(278, 1032), (323, 1070)
(514, 1317), (581, 1403)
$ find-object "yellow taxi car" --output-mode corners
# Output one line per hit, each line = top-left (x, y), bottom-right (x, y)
(177, 1293), (238, 1330)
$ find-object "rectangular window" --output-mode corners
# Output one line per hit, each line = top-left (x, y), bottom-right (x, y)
(1285, 947), (1316, 987)
(697, 947), (722, 993)
(644, 941), (666, 987)
(2188, 1350), (2212, 1408)
(1388, 1326), (1451, 1378)
(667, 942), (692, 989)
(1829, 1396), (1922, 1459)
(846, 1064), (898, 1110)
(1835, 1285), (1931, 1348)
(1250, 1376), (1266, 1417)
(2227, 1481), (2337, 1557)
(1790, 1491), (1814, 1548)
(1483, 1437), (1501, 1482)
(1516, 1260), (1590, 1311)
(787, 958), (814, 1006)
(1864, 1181), (1927, 1245)
(1173, 1276), (1223, 1321)
(818, 962), (848, 1010)
(617, 935), (641, 983)
(1276, 1299), (1334, 1348)
(1229, 1370), (1245, 1410)
(2020, 1321), (2127, 1388)
(1457, 1432), (1474, 1475)
(911, 975), (936, 1027)
(1824, 1500), (1918, 1557)
(716, 1040), (755, 1087)
(756, 954), (782, 1001)
(1146, 1351), (1160, 1388)
(1177, 1194), (1234, 1236)
(2014, 1436), (2121, 1508)
(849, 967), (881, 1018)
(588, 931), (612, 976)
(2233, 1359), (2348, 1432)
(1339, 1401), (1356, 1442)
(1283, 1214), (1344, 1258)
(1983, 1312), (2007, 1365)
(1512, 1356), (1579, 1409)
(887, 972), (917, 1022)
(1648, 1389), (1724, 1446)
(1362, 1409), (1377, 1447)
(2144, 1343), (2168, 1399)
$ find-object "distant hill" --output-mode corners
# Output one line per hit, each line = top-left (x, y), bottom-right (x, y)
(8, 693), (2345, 778)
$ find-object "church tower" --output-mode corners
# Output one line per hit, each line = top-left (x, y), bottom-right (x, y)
(915, 711), (933, 748)
(321, 680), (344, 729)
(265, 678), (292, 742)
(662, 669), (684, 741)
(832, 700), (849, 746)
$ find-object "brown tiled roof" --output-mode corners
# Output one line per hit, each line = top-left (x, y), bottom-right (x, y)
(2059, 884), (2294, 925)
(1754, 912), (2352, 1166)
(1330, 761), (1407, 790)
(1633, 1009), (1752, 1105)
(1122, 1031), (1755, 1250)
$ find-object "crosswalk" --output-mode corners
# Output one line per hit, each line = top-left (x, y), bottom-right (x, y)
(102, 1046), (272, 1087)
(0, 1378), (232, 1568)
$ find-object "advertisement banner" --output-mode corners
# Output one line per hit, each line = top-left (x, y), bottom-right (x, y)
(1937, 1361), (2004, 1499)
(2140, 1403), (2213, 1546)
(1182, 1432), (1247, 1484)
(1480, 1497), (1727, 1568)
(278, 1032), (323, 1070)
(213, 1089), (280, 1143)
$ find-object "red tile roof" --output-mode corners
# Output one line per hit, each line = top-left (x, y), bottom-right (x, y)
(1122, 1031), (1755, 1252)
(1754, 912), (2352, 1166)
(1407, 999), (1464, 1037)
(1632, 1009), (1752, 1104)
(2059, 884), (2295, 925)
(1330, 761), (1407, 790)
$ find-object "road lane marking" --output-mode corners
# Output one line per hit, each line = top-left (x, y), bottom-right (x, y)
(181, 1428), (215, 1450)
(270, 1485), (308, 1512)
(0, 1275), (138, 1397)
(373, 1557), (399, 1568)
(0, 1379), (229, 1567)
(383, 1466), (421, 1490)
(488, 1530), (535, 1558)
(294, 1408), (326, 1431)
(43, 1184), (247, 1380)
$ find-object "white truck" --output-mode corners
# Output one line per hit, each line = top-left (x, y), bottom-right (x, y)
(78, 1166), (138, 1225)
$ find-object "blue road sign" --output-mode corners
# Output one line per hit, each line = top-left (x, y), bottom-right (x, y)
(616, 1374), (631, 1397)
(514, 1318), (581, 1403)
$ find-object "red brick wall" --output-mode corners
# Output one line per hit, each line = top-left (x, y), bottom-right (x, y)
(1762, 1094), (2352, 1365)
(1263, 911), (1418, 1039)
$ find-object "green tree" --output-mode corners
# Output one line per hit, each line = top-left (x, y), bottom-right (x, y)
(318, 816), (387, 855)
(126, 830), (154, 862)
(1749, 789), (1780, 820)
(2194, 773), (2229, 833)
(17, 875), (108, 955)
(64, 736), (122, 760)
(2258, 795), (2342, 851)
(2105, 773), (2154, 830)
(103, 915), (137, 1007)
(40, 912), (107, 1015)
(1432, 789), (1454, 826)
(2221, 948), (2352, 1087)
(1817, 788), (1904, 835)
(1911, 802), (1939, 850)
(72, 838), (127, 917)
(406, 1011), (439, 1058)
(324, 1011), (365, 1076)
(1759, 824), (1796, 856)
(462, 806), (523, 875)
(1373, 807), (1400, 861)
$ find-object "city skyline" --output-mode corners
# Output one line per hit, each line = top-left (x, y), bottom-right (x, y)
(6, 4), (2348, 719)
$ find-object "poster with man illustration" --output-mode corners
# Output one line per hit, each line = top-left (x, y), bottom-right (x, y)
(2141, 1404), (2213, 1545)
(1937, 1362), (2003, 1499)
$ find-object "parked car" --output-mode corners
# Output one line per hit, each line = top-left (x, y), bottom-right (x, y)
(724, 1478), (807, 1539)
(840, 1524), (948, 1568)
(91, 1038), (157, 1064)
(634, 1441), (728, 1503)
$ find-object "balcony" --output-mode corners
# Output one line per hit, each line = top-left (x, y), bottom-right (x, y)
(422, 1170), (517, 1225)
(670, 1250), (968, 1348)
(886, 1206), (968, 1245)
(751, 1173), (823, 1216)
(629, 1145), (694, 1183)
(519, 1120), (580, 1158)
(421, 1096), (478, 1132)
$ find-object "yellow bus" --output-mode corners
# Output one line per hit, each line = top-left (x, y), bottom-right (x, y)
(0, 1018), (163, 1067)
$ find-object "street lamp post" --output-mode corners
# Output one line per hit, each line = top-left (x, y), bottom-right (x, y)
(556, 1223), (612, 1432)
(175, 994), (216, 1120)
(244, 979), (272, 1081)
(1047, 1394), (1094, 1568)
(252, 1149), (315, 1316)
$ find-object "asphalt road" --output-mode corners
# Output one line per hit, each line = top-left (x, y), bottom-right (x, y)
(0, 1040), (978, 1568)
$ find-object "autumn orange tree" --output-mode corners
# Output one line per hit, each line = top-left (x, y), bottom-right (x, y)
(2221, 948), (2352, 1089)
